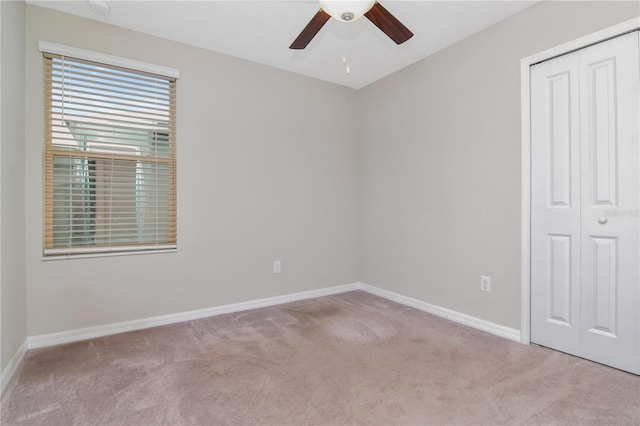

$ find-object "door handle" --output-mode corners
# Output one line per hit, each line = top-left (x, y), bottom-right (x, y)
(597, 217), (608, 224)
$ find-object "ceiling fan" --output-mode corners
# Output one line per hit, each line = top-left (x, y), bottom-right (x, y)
(290, 0), (414, 49)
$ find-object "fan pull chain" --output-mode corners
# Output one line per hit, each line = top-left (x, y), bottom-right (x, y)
(343, 24), (350, 76)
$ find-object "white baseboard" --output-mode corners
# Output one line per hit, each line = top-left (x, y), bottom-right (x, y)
(359, 283), (521, 342)
(27, 282), (361, 349)
(27, 281), (520, 351)
(1, 339), (28, 395)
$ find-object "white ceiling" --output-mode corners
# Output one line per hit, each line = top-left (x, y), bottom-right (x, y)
(27, 0), (539, 89)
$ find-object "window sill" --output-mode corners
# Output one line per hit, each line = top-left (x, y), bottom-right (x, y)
(43, 247), (177, 261)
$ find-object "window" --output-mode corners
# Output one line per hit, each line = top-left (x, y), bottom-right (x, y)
(42, 43), (178, 257)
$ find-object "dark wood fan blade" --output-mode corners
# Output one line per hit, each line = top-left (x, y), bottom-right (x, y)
(289, 9), (331, 49)
(365, 2), (413, 45)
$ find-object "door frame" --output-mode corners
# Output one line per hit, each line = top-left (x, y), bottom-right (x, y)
(520, 17), (640, 345)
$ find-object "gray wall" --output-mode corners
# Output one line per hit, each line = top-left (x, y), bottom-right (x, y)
(358, 1), (639, 329)
(25, 6), (359, 336)
(1, 0), (27, 374)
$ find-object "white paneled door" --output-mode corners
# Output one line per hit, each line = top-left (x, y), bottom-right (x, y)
(530, 31), (639, 374)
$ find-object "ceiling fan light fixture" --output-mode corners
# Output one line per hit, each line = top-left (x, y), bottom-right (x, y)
(87, 0), (110, 16)
(319, 0), (375, 23)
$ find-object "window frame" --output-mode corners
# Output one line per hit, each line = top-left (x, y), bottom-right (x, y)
(40, 42), (180, 259)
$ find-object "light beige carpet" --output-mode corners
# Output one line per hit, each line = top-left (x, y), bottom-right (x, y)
(2, 290), (639, 425)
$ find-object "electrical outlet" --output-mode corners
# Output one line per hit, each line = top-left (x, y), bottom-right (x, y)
(480, 275), (491, 292)
(273, 261), (281, 274)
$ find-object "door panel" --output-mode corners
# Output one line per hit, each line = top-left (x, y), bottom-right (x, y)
(589, 236), (618, 337)
(531, 53), (581, 356)
(548, 234), (572, 326)
(589, 57), (618, 205)
(549, 72), (574, 207)
(579, 31), (639, 374)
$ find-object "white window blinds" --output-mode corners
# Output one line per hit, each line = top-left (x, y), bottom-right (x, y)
(43, 48), (177, 257)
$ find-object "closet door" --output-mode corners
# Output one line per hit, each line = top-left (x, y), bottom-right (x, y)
(530, 31), (640, 374)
